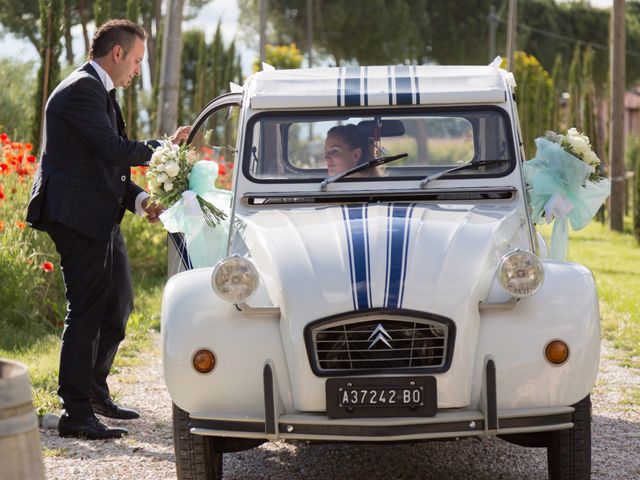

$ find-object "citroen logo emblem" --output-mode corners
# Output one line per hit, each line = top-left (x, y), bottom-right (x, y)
(368, 324), (392, 349)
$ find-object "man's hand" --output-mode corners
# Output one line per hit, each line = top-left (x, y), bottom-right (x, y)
(142, 197), (164, 224)
(169, 125), (192, 145)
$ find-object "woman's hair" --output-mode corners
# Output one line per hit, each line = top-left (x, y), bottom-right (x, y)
(89, 19), (147, 59)
(327, 124), (384, 176)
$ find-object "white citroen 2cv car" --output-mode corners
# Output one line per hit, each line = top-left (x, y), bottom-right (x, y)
(162, 65), (599, 480)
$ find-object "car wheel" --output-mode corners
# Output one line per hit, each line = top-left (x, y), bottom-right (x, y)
(173, 403), (223, 480)
(547, 395), (591, 480)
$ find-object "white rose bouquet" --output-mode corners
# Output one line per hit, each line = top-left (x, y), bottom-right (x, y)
(523, 128), (610, 260)
(543, 128), (603, 182)
(147, 142), (226, 228)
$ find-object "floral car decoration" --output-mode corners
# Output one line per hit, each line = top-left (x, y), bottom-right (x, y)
(161, 65), (601, 480)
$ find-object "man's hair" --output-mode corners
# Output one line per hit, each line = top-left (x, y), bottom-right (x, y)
(89, 19), (146, 59)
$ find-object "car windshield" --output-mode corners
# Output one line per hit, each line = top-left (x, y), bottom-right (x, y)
(244, 108), (514, 183)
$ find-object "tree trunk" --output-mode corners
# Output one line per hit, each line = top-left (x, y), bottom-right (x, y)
(156, 0), (184, 135)
(143, 0), (162, 86)
(63, 0), (73, 65)
(144, 17), (156, 82)
(609, 0), (626, 232)
(78, 0), (90, 55)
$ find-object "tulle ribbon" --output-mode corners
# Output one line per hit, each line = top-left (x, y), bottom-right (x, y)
(159, 160), (232, 268)
(523, 138), (611, 260)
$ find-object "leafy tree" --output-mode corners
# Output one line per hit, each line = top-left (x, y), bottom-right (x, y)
(32, 0), (64, 152)
(423, 0), (495, 65)
(0, 59), (37, 138)
(239, 0), (423, 65)
(253, 42), (303, 72)
(0, 0), (41, 52)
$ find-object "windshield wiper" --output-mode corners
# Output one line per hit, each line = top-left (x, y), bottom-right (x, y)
(419, 159), (510, 189)
(320, 152), (408, 191)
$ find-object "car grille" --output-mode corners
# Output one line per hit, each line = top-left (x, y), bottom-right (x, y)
(309, 313), (452, 374)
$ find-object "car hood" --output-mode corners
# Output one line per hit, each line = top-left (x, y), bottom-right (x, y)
(240, 203), (525, 320)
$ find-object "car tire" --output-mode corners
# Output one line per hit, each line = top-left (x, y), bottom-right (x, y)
(173, 403), (223, 480)
(547, 395), (591, 480)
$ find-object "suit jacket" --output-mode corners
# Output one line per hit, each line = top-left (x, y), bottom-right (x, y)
(26, 63), (158, 241)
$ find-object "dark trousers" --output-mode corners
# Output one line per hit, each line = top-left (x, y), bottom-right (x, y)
(44, 221), (134, 418)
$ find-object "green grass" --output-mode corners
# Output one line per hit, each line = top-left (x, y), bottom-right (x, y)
(542, 219), (640, 369)
(0, 273), (165, 416)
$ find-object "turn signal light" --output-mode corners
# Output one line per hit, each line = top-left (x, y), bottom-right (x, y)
(192, 349), (216, 373)
(545, 340), (569, 365)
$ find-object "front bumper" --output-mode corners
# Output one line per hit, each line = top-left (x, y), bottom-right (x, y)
(188, 358), (575, 442)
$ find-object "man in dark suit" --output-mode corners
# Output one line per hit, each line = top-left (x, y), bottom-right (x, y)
(26, 19), (191, 440)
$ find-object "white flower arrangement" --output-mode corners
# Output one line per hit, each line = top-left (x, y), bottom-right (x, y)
(524, 127), (611, 260)
(147, 141), (226, 227)
(543, 128), (603, 181)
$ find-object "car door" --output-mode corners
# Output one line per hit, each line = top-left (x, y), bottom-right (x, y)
(167, 93), (243, 276)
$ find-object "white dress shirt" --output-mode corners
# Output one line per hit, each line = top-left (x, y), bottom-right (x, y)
(89, 60), (149, 217)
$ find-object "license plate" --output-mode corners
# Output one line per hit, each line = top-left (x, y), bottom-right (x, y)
(325, 376), (437, 419)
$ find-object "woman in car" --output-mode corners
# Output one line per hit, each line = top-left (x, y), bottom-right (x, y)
(324, 124), (383, 176)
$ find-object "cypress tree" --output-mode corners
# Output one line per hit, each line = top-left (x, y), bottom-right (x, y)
(548, 54), (563, 132)
(581, 47), (596, 147)
(567, 45), (582, 130)
(94, 0), (111, 29)
(151, 20), (163, 135)
(124, 0), (141, 139)
(32, 0), (64, 153)
(210, 22), (224, 99)
(194, 32), (207, 114)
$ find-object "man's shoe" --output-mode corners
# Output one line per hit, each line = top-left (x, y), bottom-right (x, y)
(58, 413), (128, 440)
(91, 398), (140, 420)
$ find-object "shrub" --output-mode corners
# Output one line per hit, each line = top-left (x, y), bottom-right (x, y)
(635, 154), (640, 244)
(0, 133), (65, 349)
(0, 136), (167, 349)
(0, 60), (36, 140)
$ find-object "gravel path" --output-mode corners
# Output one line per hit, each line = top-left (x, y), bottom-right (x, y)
(41, 338), (640, 480)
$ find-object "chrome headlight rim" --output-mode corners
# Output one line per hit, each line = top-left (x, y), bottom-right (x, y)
(211, 255), (259, 304)
(497, 249), (544, 298)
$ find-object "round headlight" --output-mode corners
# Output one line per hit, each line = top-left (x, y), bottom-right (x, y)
(497, 250), (544, 298)
(211, 256), (259, 304)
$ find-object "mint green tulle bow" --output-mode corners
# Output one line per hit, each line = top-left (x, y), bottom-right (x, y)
(159, 161), (232, 268)
(523, 138), (611, 260)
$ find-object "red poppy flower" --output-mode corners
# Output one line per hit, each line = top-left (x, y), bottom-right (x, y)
(0, 190), (5, 200)
(0, 133), (8, 144)
(0, 220), (4, 232)
(26, 155), (36, 163)
(0, 163), (8, 173)
(16, 221), (26, 229)
(41, 261), (55, 272)
(24, 143), (33, 151)
(218, 163), (227, 176)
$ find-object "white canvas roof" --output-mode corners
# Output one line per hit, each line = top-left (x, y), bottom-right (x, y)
(246, 65), (511, 110)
